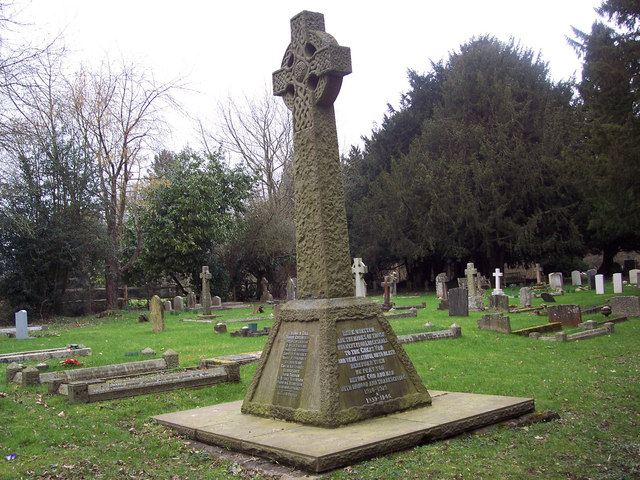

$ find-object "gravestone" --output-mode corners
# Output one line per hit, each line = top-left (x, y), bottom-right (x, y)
(214, 323), (227, 334)
(534, 263), (543, 284)
(478, 313), (511, 334)
(547, 304), (582, 327)
(540, 292), (556, 302)
(173, 295), (184, 311)
(149, 295), (165, 333)
(587, 269), (597, 289)
(164, 300), (172, 311)
(548, 272), (564, 292)
(286, 277), (298, 301)
(519, 287), (532, 307)
(15, 310), (29, 340)
(212, 295), (222, 307)
(449, 287), (469, 317)
(241, 11), (430, 428)
(381, 275), (393, 311)
(465, 263), (484, 311)
(613, 273), (623, 293)
(610, 296), (640, 317)
(390, 271), (398, 297)
(351, 258), (368, 297)
(571, 270), (582, 286)
(200, 266), (213, 315)
(435, 272), (448, 300)
(487, 294), (509, 312)
(595, 274), (605, 294)
(629, 269), (640, 285)
(492, 268), (504, 296)
(186, 291), (197, 309)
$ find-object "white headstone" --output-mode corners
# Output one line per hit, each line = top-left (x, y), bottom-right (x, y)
(351, 258), (368, 297)
(571, 270), (581, 286)
(549, 272), (564, 291)
(595, 274), (605, 294)
(629, 269), (640, 285)
(613, 273), (623, 293)
(492, 268), (504, 296)
(15, 310), (29, 339)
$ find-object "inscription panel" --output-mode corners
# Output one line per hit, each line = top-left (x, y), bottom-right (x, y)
(275, 331), (310, 398)
(337, 324), (411, 408)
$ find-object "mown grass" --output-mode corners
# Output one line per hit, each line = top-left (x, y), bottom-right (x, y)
(1, 285), (639, 479)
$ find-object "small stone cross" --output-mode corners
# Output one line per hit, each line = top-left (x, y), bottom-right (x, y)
(464, 263), (478, 297)
(351, 258), (368, 297)
(200, 266), (212, 315)
(272, 10), (353, 299)
(492, 268), (504, 296)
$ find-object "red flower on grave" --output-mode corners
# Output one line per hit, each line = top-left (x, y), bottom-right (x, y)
(60, 358), (81, 367)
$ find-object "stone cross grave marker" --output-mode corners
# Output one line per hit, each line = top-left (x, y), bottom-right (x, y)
(534, 263), (543, 284)
(242, 11), (430, 428)
(492, 268), (504, 296)
(391, 271), (398, 297)
(435, 272), (448, 299)
(465, 263), (478, 297)
(200, 266), (212, 315)
(15, 310), (29, 340)
(351, 258), (368, 297)
(613, 273), (623, 293)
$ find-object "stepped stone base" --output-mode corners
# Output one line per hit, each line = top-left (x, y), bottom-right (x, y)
(153, 390), (534, 473)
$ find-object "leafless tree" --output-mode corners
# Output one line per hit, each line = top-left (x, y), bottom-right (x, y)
(200, 89), (294, 209)
(70, 60), (179, 309)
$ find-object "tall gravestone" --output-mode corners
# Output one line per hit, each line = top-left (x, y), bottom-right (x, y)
(15, 310), (29, 340)
(492, 268), (504, 296)
(200, 266), (212, 314)
(351, 258), (368, 297)
(613, 273), (623, 293)
(149, 295), (165, 333)
(595, 274), (605, 294)
(587, 269), (597, 289)
(186, 292), (197, 309)
(465, 263), (484, 311)
(571, 270), (582, 286)
(435, 273), (448, 299)
(449, 287), (469, 317)
(548, 272), (564, 292)
(519, 287), (532, 307)
(242, 11), (430, 427)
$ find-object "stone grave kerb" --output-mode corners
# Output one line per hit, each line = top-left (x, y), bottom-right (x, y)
(242, 11), (430, 428)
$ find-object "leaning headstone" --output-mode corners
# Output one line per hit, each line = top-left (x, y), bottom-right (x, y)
(540, 292), (556, 302)
(186, 292), (197, 309)
(200, 266), (213, 315)
(435, 273), (448, 299)
(548, 272), (564, 292)
(595, 274), (605, 294)
(477, 313), (511, 334)
(519, 287), (532, 307)
(587, 269), (597, 289)
(571, 270), (582, 286)
(449, 287), (469, 317)
(212, 296), (222, 307)
(351, 258), (368, 297)
(15, 310), (29, 340)
(173, 295), (184, 311)
(613, 273), (623, 294)
(548, 304), (582, 327)
(242, 11), (430, 428)
(487, 294), (509, 312)
(610, 296), (640, 317)
(149, 295), (165, 333)
(629, 269), (640, 285)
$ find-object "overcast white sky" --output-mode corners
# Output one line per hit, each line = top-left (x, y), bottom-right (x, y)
(12, 0), (602, 154)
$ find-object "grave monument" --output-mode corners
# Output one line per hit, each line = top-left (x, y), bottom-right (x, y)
(154, 12), (534, 472)
(465, 262), (484, 311)
(241, 11), (430, 426)
(351, 257), (368, 297)
(200, 266), (212, 315)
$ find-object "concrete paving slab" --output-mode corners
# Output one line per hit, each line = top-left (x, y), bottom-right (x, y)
(153, 390), (534, 473)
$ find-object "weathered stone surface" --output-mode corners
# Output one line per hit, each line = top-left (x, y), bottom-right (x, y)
(384, 308), (417, 319)
(214, 323), (227, 334)
(397, 325), (461, 344)
(448, 288), (469, 317)
(173, 295), (184, 311)
(487, 294), (509, 312)
(200, 351), (263, 368)
(186, 292), (197, 309)
(571, 270), (582, 286)
(154, 391), (534, 473)
(212, 296), (222, 307)
(150, 295), (165, 333)
(477, 313), (511, 334)
(512, 322), (563, 336)
(519, 287), (532, 307)
(547, 304), (582, 326)
(163, 349), (179, 369)
(6, 362), (22, 383)
(0, 346), (91, 364)
(352, 258), (368, 297)
(141, 347), (156, 356)
(548, 272), (563, 291)
(610, 296), (640, 317)
(201, 266), (213, 315)
(242, 297), (431, 427)
(22, 366), (40, 386)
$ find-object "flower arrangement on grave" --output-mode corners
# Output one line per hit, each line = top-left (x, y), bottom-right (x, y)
(60, 358), (82, 367)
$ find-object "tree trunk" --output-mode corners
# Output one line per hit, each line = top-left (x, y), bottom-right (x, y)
(598, 245), (617, 276)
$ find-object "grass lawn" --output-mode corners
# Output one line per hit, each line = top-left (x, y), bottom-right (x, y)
(1, 285), (639, 479)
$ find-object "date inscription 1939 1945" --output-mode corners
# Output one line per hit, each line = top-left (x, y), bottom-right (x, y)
(337, 327), (406, 405)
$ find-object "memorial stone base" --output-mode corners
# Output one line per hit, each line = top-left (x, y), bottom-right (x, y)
(241, 296), (431, 427)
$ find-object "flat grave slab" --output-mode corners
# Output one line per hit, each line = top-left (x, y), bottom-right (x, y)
(0, 346), (91, 364)
(199, 351), (263, 367)
(153, 390), (534, 473)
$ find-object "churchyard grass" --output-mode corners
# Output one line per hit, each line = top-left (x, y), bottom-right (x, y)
(1, 286), (639, 479)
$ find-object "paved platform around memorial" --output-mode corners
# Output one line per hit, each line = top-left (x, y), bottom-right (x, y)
(153, 390), (534, 473)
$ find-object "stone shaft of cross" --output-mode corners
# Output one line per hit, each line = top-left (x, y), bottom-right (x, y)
(273, 10), (353, 299)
